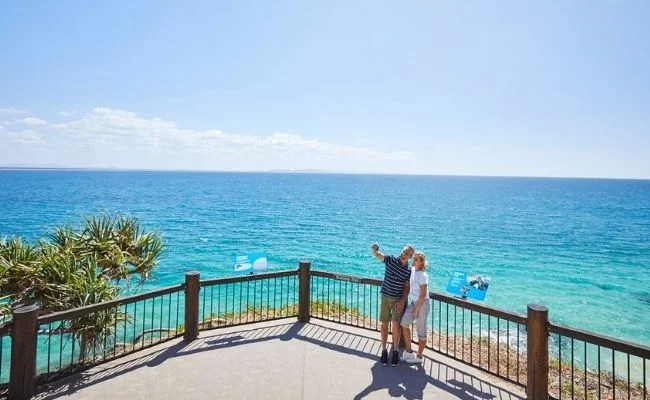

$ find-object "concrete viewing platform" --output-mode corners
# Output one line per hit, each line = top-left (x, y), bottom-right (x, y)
(34, 319), (527, 400)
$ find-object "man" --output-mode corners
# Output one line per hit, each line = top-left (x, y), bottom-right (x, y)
(371, 243), (414, 366)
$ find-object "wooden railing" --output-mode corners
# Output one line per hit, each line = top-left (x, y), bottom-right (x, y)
(1, 261), (648, 400)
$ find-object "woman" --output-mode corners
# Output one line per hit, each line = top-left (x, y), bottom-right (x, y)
(399, 250), (430, 363)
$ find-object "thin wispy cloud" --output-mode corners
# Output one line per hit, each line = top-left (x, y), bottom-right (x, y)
(0, 130), (46, 146)
(60, 110), (77, 117)
(2, 107), (413, 172)
(0, 107), (26, 114)
(22, 117), (48, 126)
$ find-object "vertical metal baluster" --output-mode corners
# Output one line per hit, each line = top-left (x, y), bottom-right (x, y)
(559, 335), (562, 400)
(92, 313), (97, 362)
(343, 279), (347, 324)
(438, 301), (442, 353)
(227, 283), (232, 321)
(150, 297), (155, 343)
(141, 300), (146, 348)
(446, 302), (449, 354)
(430, 299), (434, 349)
(100, 311), (107, 360)
(159, 296), (164, 341)
(256, 278), (260, 322)
(59, 321), (64, 373)
(356, 281), (360, 326)
(272, 278), (276, 319)
(176, 291), (180, 335)
(339, 279), (343, 324)
(374, 285), (378, 330)
(279, 277), (283, 317)
(362, 284), (368, 328)
(217, 284), (222, 323)
(310, 275), (314, 318)
(453, 305), (457, 357)
(612, 349), (616, 400)
(478, 311), (483, 367)
(246, 280), (250, 322)
(232, 282), (236, 320)
(462, 307), (465, 361)
(470, 310), (473, 365)
(438, 300), (442, 350)
(265, 279), (269, 320)
(167, 294), (172, 337)
(46, 322), (52, 376)
(627, 353), (630, 400)
(584, 343), (587, 400)
(239, 281), (243, 323)
(487, 315), (491, 372)
(571, 337), (575, 400)
(642, 357), (646, 400)
(497, 318), (500, 376)
(71, 331), (76, 367)
(507, 320), (510, 379)
(517, 324), (520, 383)
(318, 277), (321, 318)
(597, 345), (601, 399)
(327, 277), (331, 319)
(133, 301), (137, 351)
(110, 307), (118, 358)
(210, 285), (214, 324)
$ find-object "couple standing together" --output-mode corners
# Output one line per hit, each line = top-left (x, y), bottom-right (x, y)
(371, 243), (430, 367)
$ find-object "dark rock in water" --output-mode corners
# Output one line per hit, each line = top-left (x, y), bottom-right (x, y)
(638, 295), (650, 306)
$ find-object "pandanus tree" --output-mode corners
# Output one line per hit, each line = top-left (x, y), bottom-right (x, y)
(0, 214), (164, 360)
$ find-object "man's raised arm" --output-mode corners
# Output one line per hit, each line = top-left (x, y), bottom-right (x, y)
(370, 243), (385, 262)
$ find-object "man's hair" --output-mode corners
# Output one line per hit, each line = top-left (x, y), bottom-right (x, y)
(402, 244), (414, 255)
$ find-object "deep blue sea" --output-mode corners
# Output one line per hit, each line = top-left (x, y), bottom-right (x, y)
(1, 170), (649, 347)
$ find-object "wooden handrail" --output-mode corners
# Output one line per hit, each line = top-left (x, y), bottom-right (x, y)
(429, 292), (527, 325)
(200, 269), (298, 287)
(38, 284), (183, 324)
(310, 270), (383, 286)
(550, 322), (650, 359)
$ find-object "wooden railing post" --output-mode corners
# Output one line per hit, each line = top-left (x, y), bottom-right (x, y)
(526, 303), (549, 400)
(184, 271), (200, 341)
(9, 305), (39, 400)
(298, 260), (311, 322)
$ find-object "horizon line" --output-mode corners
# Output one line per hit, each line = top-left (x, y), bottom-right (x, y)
(0, 166), (649, 181)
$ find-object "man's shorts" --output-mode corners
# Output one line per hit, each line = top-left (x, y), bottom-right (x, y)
(379, 294), (404, 323)
(400, 300), (430, 340)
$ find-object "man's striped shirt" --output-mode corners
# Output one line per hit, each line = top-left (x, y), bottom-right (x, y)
(381, 255), (411, 298)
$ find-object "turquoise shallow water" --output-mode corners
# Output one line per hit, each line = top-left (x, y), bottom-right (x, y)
(1, 170), (649, 348)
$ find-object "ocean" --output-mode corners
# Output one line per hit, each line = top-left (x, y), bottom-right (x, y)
(1, 170), (649, 347)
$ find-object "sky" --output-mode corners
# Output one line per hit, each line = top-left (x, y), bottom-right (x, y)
(1, 1), (649, 178)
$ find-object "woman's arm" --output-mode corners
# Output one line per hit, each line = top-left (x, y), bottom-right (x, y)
(413, 283), (428, 315)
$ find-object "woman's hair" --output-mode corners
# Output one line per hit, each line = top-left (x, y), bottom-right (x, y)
(413, 250), (428, 270)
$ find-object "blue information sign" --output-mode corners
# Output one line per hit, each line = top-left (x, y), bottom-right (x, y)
(446, 270), (491, 301)
(234, 253), (268, 274)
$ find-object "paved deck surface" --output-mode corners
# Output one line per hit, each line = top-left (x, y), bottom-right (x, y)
(34, 319), (526, 400)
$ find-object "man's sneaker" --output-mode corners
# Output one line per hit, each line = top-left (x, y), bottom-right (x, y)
(407, 354), (424, 364)
(380, 349), (388, 365)
(391, 351), (400, 366)
(400, 351), (415, 362)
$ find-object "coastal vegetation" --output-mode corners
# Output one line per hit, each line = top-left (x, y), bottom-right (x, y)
(0, 213), (164, 358)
